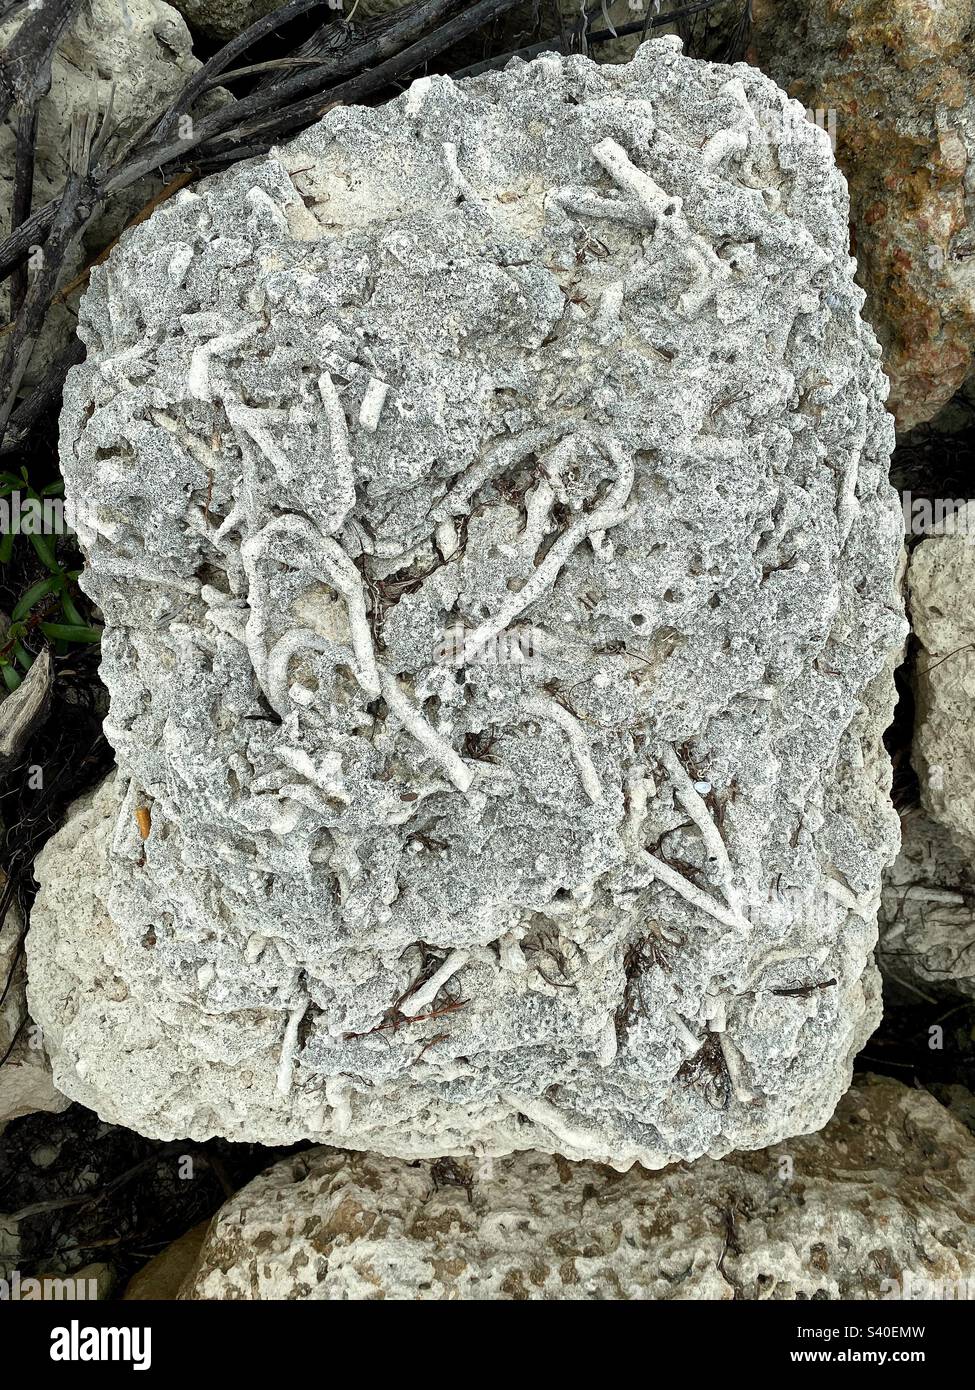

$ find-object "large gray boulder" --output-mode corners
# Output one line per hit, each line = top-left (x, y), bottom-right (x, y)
(31, 40), (905, 1165)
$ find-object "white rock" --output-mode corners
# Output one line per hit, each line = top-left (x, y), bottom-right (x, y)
(180, 1077), (975, 1300)
(33, 43), (905, 1164)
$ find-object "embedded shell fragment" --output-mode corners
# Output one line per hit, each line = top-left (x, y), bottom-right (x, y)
(33, 40), (905, 1165)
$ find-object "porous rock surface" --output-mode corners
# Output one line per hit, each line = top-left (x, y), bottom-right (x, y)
(179, 1077), (975, 1299)
(749, 0), (975, 431)
(170, 0), (281, 41)
(879, 810), (975, 1000)
(34, 41), (904, 1164)
(909, 501), (975, 861)
(0, 0), (205, 384)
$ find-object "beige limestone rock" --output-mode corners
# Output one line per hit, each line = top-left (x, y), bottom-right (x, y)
(909, 501), (975, 860)
(749, 0), (975, 430)
(181, 1077), (975, 1300)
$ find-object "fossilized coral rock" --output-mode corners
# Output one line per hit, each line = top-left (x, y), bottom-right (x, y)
(178, 1077), (975, 1300)
(33, 41), (904, 1164)
(749, 0), (975, 431)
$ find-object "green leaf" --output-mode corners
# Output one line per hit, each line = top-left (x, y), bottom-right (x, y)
(1, 662), (21, 692)
(40, 622), (103, 643)
(59, 589), (85, 627)
(12, 574), (64, 622)
(28, 530), (60, 574)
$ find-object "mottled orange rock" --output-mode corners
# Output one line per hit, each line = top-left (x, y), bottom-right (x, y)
(750, 0), (975, 429)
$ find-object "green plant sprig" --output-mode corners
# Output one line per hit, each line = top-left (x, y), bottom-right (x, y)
(0, 466), (102, 690)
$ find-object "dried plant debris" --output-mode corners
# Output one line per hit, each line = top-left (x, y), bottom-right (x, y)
(0, 0), (209, 397)
(0, 1100), (293, 1285)
(30, 42), (904, 1166)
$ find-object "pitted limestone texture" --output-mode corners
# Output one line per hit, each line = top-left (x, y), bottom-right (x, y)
(32, 40), (905, 1165)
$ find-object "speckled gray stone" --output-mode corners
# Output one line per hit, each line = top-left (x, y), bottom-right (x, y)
(169, 0), (280, 41)
(31, 40), (905, 1165)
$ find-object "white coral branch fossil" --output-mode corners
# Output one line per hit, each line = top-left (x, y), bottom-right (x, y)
(265, 628), (345, 716)
(593, 138), (730, 315)
(443, 141), (493, 219)
(643, 851), (748, 931)
(188, 322), (261, 401)
(240, 513), (330, 696)
(825, 877), (880, 922)
(224, 398), (290, 476)
(524, 695), (603, 803)
(400, 948), (470, 1013)
(433, 423), (571, 522)
(276, 996), (309, 1097)
(316, 536), (382, 699)
(717, 1031), (757, 1105)
(659, 744), (742, 918)
(505, 1093), (600, 1156)
(380, 672), (475, 793)
(358, 377), (389, 433)
(700, 128), (749, 169)
(317, 371), (357, 533)
(463, 441), (635, 659)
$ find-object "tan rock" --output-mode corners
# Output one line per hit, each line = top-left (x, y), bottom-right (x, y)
(181, 1077), (975, 1300)
(909, 501), (975, 858)
(1, 888), (68, 1132)
(749, 0), (975, 430)
(124, 1221), (212, 1300)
